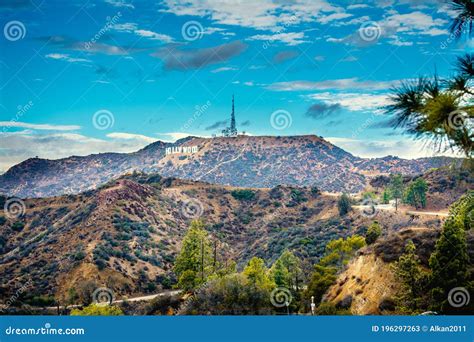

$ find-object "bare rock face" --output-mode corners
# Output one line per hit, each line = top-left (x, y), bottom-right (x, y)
(0, 135), (458, 198)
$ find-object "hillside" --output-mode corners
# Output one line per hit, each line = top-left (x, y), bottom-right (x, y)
(0, 135), (459, 198)
(325, 226), (474, 315)
(1, 169), (471, 312)
(0, 173), (351, 303)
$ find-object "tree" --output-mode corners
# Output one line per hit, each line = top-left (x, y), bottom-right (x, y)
(306, 235), (365, 306)
(389, 174), (404, 211)
(174, 220), (212, 290)
(179, 273), (273, 315)
(243, 257), (274, 290)
(306, 264), (338, 305)
(449, 0), (474, 39)
(404, 178), (428, 209)
(448, 190), (473, 230)
(337, 193), (352, 216)
(382, 188), (392, 204)
(365, 221), (382, 245)
(384, 55), (473, 158)
(320, 235), (366, 268)
(278, 250), (303, 291)
(70, 304), (123, 316)
(270, 259), (289, 288)
(429, 216), (469, 313)
(270, 250), (303, 289)
(392, 240), (427, 313)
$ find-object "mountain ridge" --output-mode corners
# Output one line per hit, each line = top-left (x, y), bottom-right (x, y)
(0, 135), (460, 198)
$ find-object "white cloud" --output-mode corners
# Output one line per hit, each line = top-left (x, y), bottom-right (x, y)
(134, 29), (174, 43)
(327, 10), (449, 47)
(340, 56), (358, 62)
(162, 0), (346, 31)
(383, 11), (448, 34)
(247, 32), (308, 46)
(157, 132), (193, 142)
(113, 23), (174, 43)
(106, 132), (158, 143)
(335, 15), (370, 26)
(112, 22), (138, 31)
(317, 12), (352, 24)
(268, 78), (397, 91)
(211, 66), (237, 73)
(306, 92), (391, 111)
(104, 0), (134, 9)
(326, 137), (461, 159)
(46, 53), (91, 63)
(347, 4), (369, 10)
(0, 132), (151, 172)
(0, 121), (81, 131)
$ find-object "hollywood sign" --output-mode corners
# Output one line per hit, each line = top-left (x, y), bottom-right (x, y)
(165, 146), (199, 155)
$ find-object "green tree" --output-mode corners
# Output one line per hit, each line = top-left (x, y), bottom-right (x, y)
(382, 188), (392, 204)
(448, 190), (473, 230)
(404, 178), (428, 209)
(270, 259), (289, 287)
(429, 216), (469, 313)
(392, 240), (427, 313)
(320, 235), (366, 268)
(70, 304), (123, 316)
(243, 257), (274, 290)
(306, 235), (365, 306)
(365, 221), (382, 245)
(278, 250), (303, 291)
(174, 220), (212, 290)
(179, 273), (273, 315)
(362, 191), (376, 200)
(389, 174), (404, 211)
(337, 193), (352, 216)
(306, 264), (338, 305)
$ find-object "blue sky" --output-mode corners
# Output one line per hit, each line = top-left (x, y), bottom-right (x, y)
(0, 0), (471, 172)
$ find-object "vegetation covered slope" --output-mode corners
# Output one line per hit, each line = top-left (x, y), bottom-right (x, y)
(0, 172), (354, 304)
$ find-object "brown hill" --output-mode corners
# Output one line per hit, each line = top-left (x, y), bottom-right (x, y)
(0, 135), (459, 198)
(0, 173), (354, 303)
(325, 226), (474, 315)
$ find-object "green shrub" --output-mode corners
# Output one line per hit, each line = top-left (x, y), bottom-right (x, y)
(71, 304), (123, 316)
(365, 221), (382, 245)
(337, 194), (351, 216)
(11, 221), (25, 232)
(231, 189), (256, 201)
